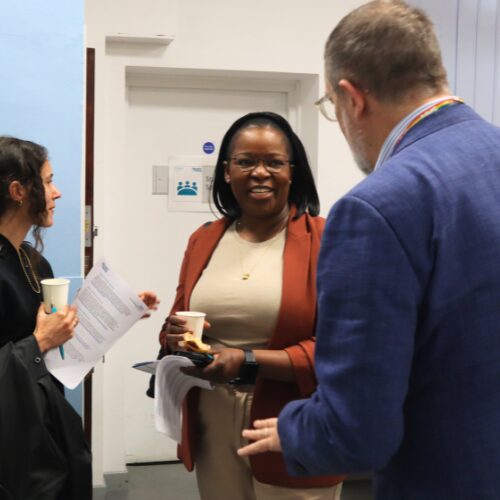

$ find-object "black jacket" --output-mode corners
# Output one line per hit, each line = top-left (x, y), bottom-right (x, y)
(0, 235), (91, 500)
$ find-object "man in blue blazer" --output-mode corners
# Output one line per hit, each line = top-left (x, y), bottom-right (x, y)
(239, 1), (500, 498)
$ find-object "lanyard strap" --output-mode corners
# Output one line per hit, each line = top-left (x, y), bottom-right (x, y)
(374, 96), (465, 170)
(397, 96), (465, 146)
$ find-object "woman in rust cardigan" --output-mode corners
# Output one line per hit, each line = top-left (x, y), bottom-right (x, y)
(155, 112), (345, 499)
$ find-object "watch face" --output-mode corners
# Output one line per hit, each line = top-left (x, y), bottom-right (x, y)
(244, 349), (258, 365)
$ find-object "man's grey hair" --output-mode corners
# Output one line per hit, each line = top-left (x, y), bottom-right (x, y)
(325, 0), (448, 103)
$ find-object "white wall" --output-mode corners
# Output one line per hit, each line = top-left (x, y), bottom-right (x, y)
(85, 0), (365, 486)
(410, 0), (500, 126)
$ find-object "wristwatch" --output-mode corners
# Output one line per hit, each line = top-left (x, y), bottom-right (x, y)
(231, 349), (259, 385)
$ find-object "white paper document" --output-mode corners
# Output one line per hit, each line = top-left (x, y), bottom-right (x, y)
(44, 257), (147, 389)
(154, 355), (213, 443)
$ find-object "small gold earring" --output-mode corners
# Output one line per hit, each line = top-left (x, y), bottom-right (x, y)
(17, 200), (23, 207)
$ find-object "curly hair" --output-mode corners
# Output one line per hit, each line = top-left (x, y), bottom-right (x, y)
(0, 136), (48, 250)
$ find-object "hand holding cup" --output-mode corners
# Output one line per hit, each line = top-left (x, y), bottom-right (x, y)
(33, 304), (78, 353)
(40, 278), (70, 314)
(164, 311), (210, 352)
(35, 278), (77, 356)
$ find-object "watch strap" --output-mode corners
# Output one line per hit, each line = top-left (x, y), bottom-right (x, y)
(230, 349), (259, 385)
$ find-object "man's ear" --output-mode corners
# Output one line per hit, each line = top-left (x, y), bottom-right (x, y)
(8, 180), (27, 204)
(337, 79), (368, 120)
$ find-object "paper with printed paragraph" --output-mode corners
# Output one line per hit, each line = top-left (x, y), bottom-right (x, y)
(154, 355), (213, 443)
(44, 257), (147, 389)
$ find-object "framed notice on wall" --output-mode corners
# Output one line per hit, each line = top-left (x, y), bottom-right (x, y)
(167, 156), (215, 213)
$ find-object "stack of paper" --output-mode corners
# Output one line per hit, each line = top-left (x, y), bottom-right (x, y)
(153, 356), (213, 443)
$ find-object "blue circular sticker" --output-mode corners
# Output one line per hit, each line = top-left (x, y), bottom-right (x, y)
(203, 142), (215, 154)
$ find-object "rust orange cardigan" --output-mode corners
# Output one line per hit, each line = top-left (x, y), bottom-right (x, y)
(159, 209), (345, 488)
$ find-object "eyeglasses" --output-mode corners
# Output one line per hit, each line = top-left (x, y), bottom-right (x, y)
(229, 156), (293, 173)
(315, 92), (338, 122)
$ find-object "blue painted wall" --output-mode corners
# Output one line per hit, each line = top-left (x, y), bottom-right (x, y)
(0, 1), (84, 413)
(410, 0), (500, 126)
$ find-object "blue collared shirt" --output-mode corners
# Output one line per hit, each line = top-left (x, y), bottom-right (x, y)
(374, 96), (461, 170)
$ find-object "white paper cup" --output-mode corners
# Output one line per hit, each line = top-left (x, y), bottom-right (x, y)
(176, 311), (206, 340)
(41, 278), (70, 314)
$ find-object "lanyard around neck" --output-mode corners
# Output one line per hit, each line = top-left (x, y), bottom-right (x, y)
(374, 96), (465, 170)
(396, 96), (465, 147)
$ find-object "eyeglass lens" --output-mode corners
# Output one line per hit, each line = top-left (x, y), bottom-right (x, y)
(318, 96), (337, 122)
(231, 156), (290, 171)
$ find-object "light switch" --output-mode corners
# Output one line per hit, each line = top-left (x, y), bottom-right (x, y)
(152, 165), (169, 194)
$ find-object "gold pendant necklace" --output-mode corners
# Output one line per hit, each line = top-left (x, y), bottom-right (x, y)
(18, 246), (41, 294)
(235, 221), (285, 280)
(239, 243), (274, 280)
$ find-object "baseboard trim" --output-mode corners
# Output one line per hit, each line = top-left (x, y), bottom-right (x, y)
(93, 470), (130, 496)
(92, 486), (106, 500)
(105, 471), (129, 491)
(127, 459), (181, 467)
(93, 465), (183, 495)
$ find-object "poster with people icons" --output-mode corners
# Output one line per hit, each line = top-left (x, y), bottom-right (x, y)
(168, 157), (214, 212)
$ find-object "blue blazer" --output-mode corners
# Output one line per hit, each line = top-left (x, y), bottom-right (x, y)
(279, 104), (500, 499)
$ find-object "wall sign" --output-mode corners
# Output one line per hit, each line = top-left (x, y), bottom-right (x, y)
(168, 156), (214, 212)
(202, 141), (215, 154)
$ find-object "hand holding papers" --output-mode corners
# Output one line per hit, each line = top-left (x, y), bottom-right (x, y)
(154, 355), (213, 443)
(44, 257), (148, 389)
(138, 291), (160, 318)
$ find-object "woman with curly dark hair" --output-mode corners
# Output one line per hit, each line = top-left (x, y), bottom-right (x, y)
(0, 136), (92, 500)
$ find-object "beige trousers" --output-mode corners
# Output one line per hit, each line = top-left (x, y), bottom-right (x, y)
(195, 385), (342, 500)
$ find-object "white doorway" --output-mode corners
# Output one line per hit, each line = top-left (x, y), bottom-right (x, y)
(111, 69), (311, 462)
